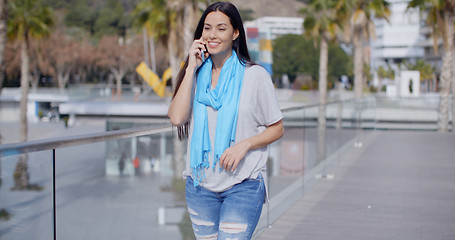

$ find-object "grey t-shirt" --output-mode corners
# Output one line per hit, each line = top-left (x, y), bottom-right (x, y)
(183, 64), (283, 194)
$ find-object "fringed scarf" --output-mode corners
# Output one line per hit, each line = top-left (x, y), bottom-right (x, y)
(190, 50), (245, 186)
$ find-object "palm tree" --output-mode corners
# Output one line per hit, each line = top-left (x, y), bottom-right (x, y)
(166, 0), (205, 89)
(7, 0), (54, 189)
(134, 0), (208, 184)
(408, 0), (455, 132)
(133, 0), (168, 73)
(133, 0), (205, 89)
(165, 0), (206, 183)
(300, 0), (351, 165)
(349, 0), (390, 98)
(0, 0), (7, 189)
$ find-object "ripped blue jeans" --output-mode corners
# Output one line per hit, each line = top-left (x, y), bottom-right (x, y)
(185, 174), (265, 240)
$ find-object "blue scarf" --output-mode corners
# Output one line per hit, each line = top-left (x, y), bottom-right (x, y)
(190, 50), (245, 186)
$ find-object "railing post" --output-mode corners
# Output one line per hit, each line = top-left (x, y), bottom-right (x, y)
(53, 149), (57, 240)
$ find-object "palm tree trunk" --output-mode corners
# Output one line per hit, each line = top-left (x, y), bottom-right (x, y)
(109, 66), (124, 98)
(183, 1), (196, 50)
(439, 15), (453, 132)
(30, 68), (39, 93)
(354, 32), (363, 98)
(0, 0), (6, 92)
(142, 28), (150, 67)
(451, 16), (455, 132)
(317, 37), (328, 165)
(57, 68), (65, 93)
(149, 35), (157, 73)
(168, 28), (186, 179)
(15, 38), (31, 189)
(168, 26), (180, 92)
(167, 0), (185, 92)
(439, 56), (450, 132)
(20, 39), (29, 142)
(116, 73), (122, 98)
(318, 38), (328, 129)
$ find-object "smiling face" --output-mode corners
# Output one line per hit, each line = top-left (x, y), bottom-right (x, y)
(202, 11), (239, 60)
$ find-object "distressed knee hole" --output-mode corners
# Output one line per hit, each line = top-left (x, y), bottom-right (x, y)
(188, 207), (198, 216)
(190, 217), (215, 227)
(194, 233), (218, 240)
(219, 222), (248, 234)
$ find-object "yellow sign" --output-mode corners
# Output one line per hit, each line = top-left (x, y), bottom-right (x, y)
(136, 61), (171, 98)
(259, 39), (272, 51)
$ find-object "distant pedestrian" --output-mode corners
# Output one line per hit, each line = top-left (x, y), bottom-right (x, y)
(133, 157), (140, 176)
(167, 2), (284, 239)
(118, 153), (126, 176)
(150, 156), (158, 173)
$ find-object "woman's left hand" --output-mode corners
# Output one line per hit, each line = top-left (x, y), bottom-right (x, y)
(219, 141), (251, 172)
(219, 120), (284, 173)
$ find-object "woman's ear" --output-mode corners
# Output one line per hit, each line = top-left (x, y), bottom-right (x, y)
(233, 30), (239, 41)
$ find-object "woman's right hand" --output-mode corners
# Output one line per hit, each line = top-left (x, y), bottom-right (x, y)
(169, 37), (207, 126)
(188, 37), (209, 70)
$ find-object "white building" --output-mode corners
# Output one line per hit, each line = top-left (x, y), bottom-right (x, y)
(245, 17), (304, 40)
(370, 0), (425, 86)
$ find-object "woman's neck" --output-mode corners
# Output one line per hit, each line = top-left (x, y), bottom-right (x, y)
(211, 49), (233, 71)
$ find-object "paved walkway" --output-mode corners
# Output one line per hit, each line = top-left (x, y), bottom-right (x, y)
(256, 131), (455, 240)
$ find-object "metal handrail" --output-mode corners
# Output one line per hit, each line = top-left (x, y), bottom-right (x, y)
(279, 99), (343, 113)
(0, 124), (173, 157)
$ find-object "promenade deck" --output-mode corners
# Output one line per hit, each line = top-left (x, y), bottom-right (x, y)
(256, 131), (455, 240)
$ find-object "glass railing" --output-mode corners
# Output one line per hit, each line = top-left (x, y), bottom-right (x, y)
(252, 98), (375, 237)
(374, 95), (440, 131)
(0, 97), (381, 240)
(0, 126), (178, 240)
(0, 85), (171, 102)
(0, 151), (55, 240)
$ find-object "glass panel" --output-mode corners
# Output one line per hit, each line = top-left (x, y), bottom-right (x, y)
(360, 97), (376, 130)
(254, 99), (378, 237)
(323, 102), (343, 173)
(375, 95), (439, 131)
(341, 99), (364, 146)
(254, 107), (307, 233)
(55, 131), (194, 240)
(0, 151), (54, 240)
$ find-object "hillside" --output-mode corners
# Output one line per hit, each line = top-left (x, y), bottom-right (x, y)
(44, 0), (306, 18)
(230, 0), (307, 18)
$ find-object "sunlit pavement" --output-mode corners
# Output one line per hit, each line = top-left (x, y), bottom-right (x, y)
(256, 131), (455, 240)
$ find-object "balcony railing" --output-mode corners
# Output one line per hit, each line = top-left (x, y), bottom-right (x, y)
(0, 96), (441, 240)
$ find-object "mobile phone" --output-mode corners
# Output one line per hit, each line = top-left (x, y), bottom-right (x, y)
(201, 44), (208, 62)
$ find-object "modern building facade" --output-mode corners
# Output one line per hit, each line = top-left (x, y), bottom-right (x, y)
(370, 0), (425, 88)
(244, 17), (304, 75)
(370, 0), (424, 69)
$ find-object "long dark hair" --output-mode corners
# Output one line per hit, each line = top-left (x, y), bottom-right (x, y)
(173, 1), (253, 140)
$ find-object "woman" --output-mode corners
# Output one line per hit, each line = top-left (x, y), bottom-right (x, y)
(168, 2), (284, 239)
